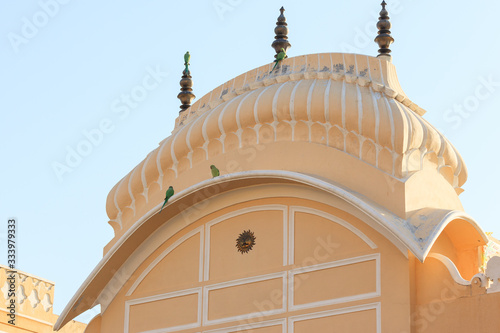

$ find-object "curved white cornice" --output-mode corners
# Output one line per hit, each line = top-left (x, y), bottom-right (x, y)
(55, 170), (485, 331)
(407, 208), (488, 260)
(427, 253), (471, 286)
(429, 253), (500, 291)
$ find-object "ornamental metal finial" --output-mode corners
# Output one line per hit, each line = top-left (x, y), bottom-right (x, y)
(271, 6), (291, 59)
(177, 51), (195, 114)
(374, 1), (394, 60)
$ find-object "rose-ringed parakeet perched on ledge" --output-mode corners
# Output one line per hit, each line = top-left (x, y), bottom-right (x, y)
(184, 51), (190, 73)
(160, 186), (174, 212)
(210, 165), (220, 178)
(270, 48), (287, 73)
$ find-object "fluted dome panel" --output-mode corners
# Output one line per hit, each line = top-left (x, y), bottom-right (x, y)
(105, 53), (467, 234)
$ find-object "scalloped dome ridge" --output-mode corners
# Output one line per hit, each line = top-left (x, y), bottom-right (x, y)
(106, 53), (466, 231)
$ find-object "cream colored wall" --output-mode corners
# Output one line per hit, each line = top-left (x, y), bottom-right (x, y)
(57, 320), (87, 333)
(405, 169), (464, 214)
(96, 189), (411, 332)
(83, 315), (101, 333)
(421, 291), (500, 332)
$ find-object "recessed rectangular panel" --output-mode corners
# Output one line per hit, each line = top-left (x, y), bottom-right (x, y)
(293, 308), (377, 333)
(207, 277), (284, 323)
(128, 293), (199, 333)
(235, 325), (282, 333)
(133, 233), (201, 297)
(293, 211), (373, 265)
(203, 319), (285, 333)
(293, 258), (377, 308)
(207, 325), (283, 333)
(208, 209), (285, 281)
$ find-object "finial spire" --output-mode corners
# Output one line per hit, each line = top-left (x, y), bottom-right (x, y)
(177, 51), (195, 114)
(374, 1), (394, 61)
(271, 6), (291, 59)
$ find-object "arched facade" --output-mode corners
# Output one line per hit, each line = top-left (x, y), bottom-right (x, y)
(118, 191), (407, 332)
(55, 51), (500, 333)
(89, 182), (413, 332)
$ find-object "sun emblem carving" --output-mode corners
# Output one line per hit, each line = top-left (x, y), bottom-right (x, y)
(236, 230), (256, 254)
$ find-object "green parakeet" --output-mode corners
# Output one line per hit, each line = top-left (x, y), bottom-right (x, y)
(270, 48), (286, 73)
(210, 165), (220, 178)
(160, 186), (174, 212)
(184, 51), (190, 73)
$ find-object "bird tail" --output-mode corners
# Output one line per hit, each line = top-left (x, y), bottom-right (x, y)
(160, 201), (167, 212)
(270, 60), (279, 73)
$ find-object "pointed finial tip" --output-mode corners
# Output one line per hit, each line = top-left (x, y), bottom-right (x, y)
(272, 6), (291, 58)
(375, 0), (394, 59)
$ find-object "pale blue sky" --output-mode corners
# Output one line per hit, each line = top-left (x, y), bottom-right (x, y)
(1, 0), (499, 323)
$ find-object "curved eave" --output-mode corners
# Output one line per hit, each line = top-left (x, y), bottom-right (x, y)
(55, 170), (487, 330)
(408, 208), (489, 261)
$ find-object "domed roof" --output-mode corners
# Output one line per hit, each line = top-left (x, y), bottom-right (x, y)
(56, 54), (484, 331)
(106, 52), (466, 231)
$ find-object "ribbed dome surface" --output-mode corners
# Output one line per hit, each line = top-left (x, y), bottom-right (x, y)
(106, 53), (466, 230)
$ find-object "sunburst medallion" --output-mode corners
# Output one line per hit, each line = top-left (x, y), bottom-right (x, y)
(236, 230), (256, 254)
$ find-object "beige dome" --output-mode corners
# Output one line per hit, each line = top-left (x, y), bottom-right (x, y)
(106, 53), (466, 232)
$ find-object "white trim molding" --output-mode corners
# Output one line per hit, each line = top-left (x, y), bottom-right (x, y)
(126, 226), (205, 296)
(202, 272), (287, 327)
(288, 253), (381, 311)
(288, 206), (378, 265)
(124, 287), (202, 333)
(288, 302), (381, 333)
(427, 253), (471, 286)
(202, 318), (286, 333)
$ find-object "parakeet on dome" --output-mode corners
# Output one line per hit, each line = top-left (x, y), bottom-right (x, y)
(210, 165), (220, 178)
(184, 51), (190, 73)
(271, 48), (286, 73)
(160, 186), (174, 212)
